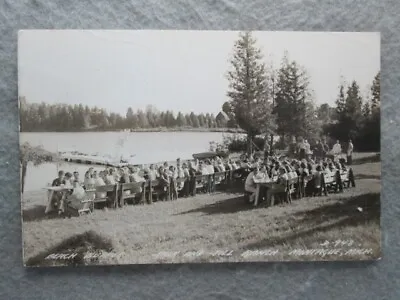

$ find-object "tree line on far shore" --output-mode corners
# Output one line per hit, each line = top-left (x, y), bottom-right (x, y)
(19, 100), (230, 132)
(223, 31), (380, 153)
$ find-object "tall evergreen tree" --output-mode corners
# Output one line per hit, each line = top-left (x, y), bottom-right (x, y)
(335, 84), (346, 117)
(370, 71), (380, 111)
(190, 112), (200, 128)
(176, 111), (186, 127)
(226, 31), (274, 154)
(274, 53), (309, 142)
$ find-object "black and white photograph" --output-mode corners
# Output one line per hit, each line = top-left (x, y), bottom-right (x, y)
(18, 30), (381, 266)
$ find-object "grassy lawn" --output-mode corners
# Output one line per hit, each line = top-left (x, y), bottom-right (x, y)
(22, 152), (381, 266)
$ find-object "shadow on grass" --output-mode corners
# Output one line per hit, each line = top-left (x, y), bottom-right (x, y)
(352, 153), (380, 165)
(242, 192), (380, 250)
(176, 195), (254, 216)
(25, 230), (113, 267)
(354, 174), (381, 180)
(22, 205), (60, 222)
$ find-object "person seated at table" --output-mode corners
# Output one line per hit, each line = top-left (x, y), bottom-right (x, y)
(83, 170), (95, 189)
(266, 167), (288, 205)
(73, 171), (81, 185)
(240, 159), (252, 170)
(269, 163), (279, 179)
(104, 168), (116, 185)
(156, 166), (170, 201)
(52, 170), (66, 186)
(63, 180), (92, 216)
(215, 157), (226, 172)
(93, 171), (105, 186)
(90, 170), (107, 200)
(49, 171), (66, 211)
(163, 161), (169, 171)
(231, 160), (239, 170)
(148, 164), (158, 181)
(126, 167), (145, 197)
(64, 172), (73, 187)
(244, 165), (260, 203)
(88, 167), (94, 178)
(130, 167), (145, 183)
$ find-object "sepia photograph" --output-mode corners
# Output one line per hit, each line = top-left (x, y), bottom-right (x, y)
(18, 30), (381, 267)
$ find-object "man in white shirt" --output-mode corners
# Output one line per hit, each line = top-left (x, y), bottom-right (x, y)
(332, 140), (342, 161)
(347, 139), (354, 165)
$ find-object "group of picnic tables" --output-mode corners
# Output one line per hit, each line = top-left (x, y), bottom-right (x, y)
(43, 166), (353, 215)
(250, 168), (354, 208)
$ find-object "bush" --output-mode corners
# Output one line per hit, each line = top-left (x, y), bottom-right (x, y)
(220, 135), (265, 153)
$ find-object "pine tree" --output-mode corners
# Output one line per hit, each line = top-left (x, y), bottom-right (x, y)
(226, 31), (274, 154)
(371, 71), (380, 111)
(362, 101), (371, 117)
(185, 114), (192, 127)
(335, 84), (346, 118)
(190, 112), (200, 128)
(176, 112), (186, 127)
(274, 53), (309, 142)
(137, 110), (149, 128)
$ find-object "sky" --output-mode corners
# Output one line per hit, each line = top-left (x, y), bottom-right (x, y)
(18, 30), (380, 116)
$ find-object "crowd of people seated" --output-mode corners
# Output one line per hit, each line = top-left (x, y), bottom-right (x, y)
(242, 154), (356, 206)
(48, 139), (355, 216)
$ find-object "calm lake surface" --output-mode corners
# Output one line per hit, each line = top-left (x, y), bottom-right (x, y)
(20, 131), (236, 192)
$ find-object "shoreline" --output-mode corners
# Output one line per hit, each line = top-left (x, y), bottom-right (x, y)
(20, 127), (246, 134)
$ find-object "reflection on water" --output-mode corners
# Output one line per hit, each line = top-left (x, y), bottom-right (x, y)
(21, 131), (236, 191)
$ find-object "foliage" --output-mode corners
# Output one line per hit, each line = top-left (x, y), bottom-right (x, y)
(274, 52), (315, 142)
(217, 134), (265, 153)
(226, 31), (275, 154)
(323, 72), (380, 151)
(19, 98), (225, 132)
(20, 142), (58, 165)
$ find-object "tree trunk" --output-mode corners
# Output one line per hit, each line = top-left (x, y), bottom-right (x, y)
(269, 134), (274, 156)
(247, 133), (253, 156)
(21, 161), (27, 194)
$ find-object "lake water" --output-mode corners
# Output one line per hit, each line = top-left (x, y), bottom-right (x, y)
(20, 131), (236, 192)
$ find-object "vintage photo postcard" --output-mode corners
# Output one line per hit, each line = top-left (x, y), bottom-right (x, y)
(19, 30), (381, 267)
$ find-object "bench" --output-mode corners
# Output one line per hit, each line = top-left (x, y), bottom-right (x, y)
(119, 182), (145, 205)
(148, 179), (170, 202)
(340, 170), (350, 188)
(195, 174), (210, 193)
(213, 171), (227, 190)
(85, 184), (119, 208)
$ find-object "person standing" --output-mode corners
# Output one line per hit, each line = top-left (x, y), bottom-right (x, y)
(332, 140), (342, 162)
(347, 139), (354, 165)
